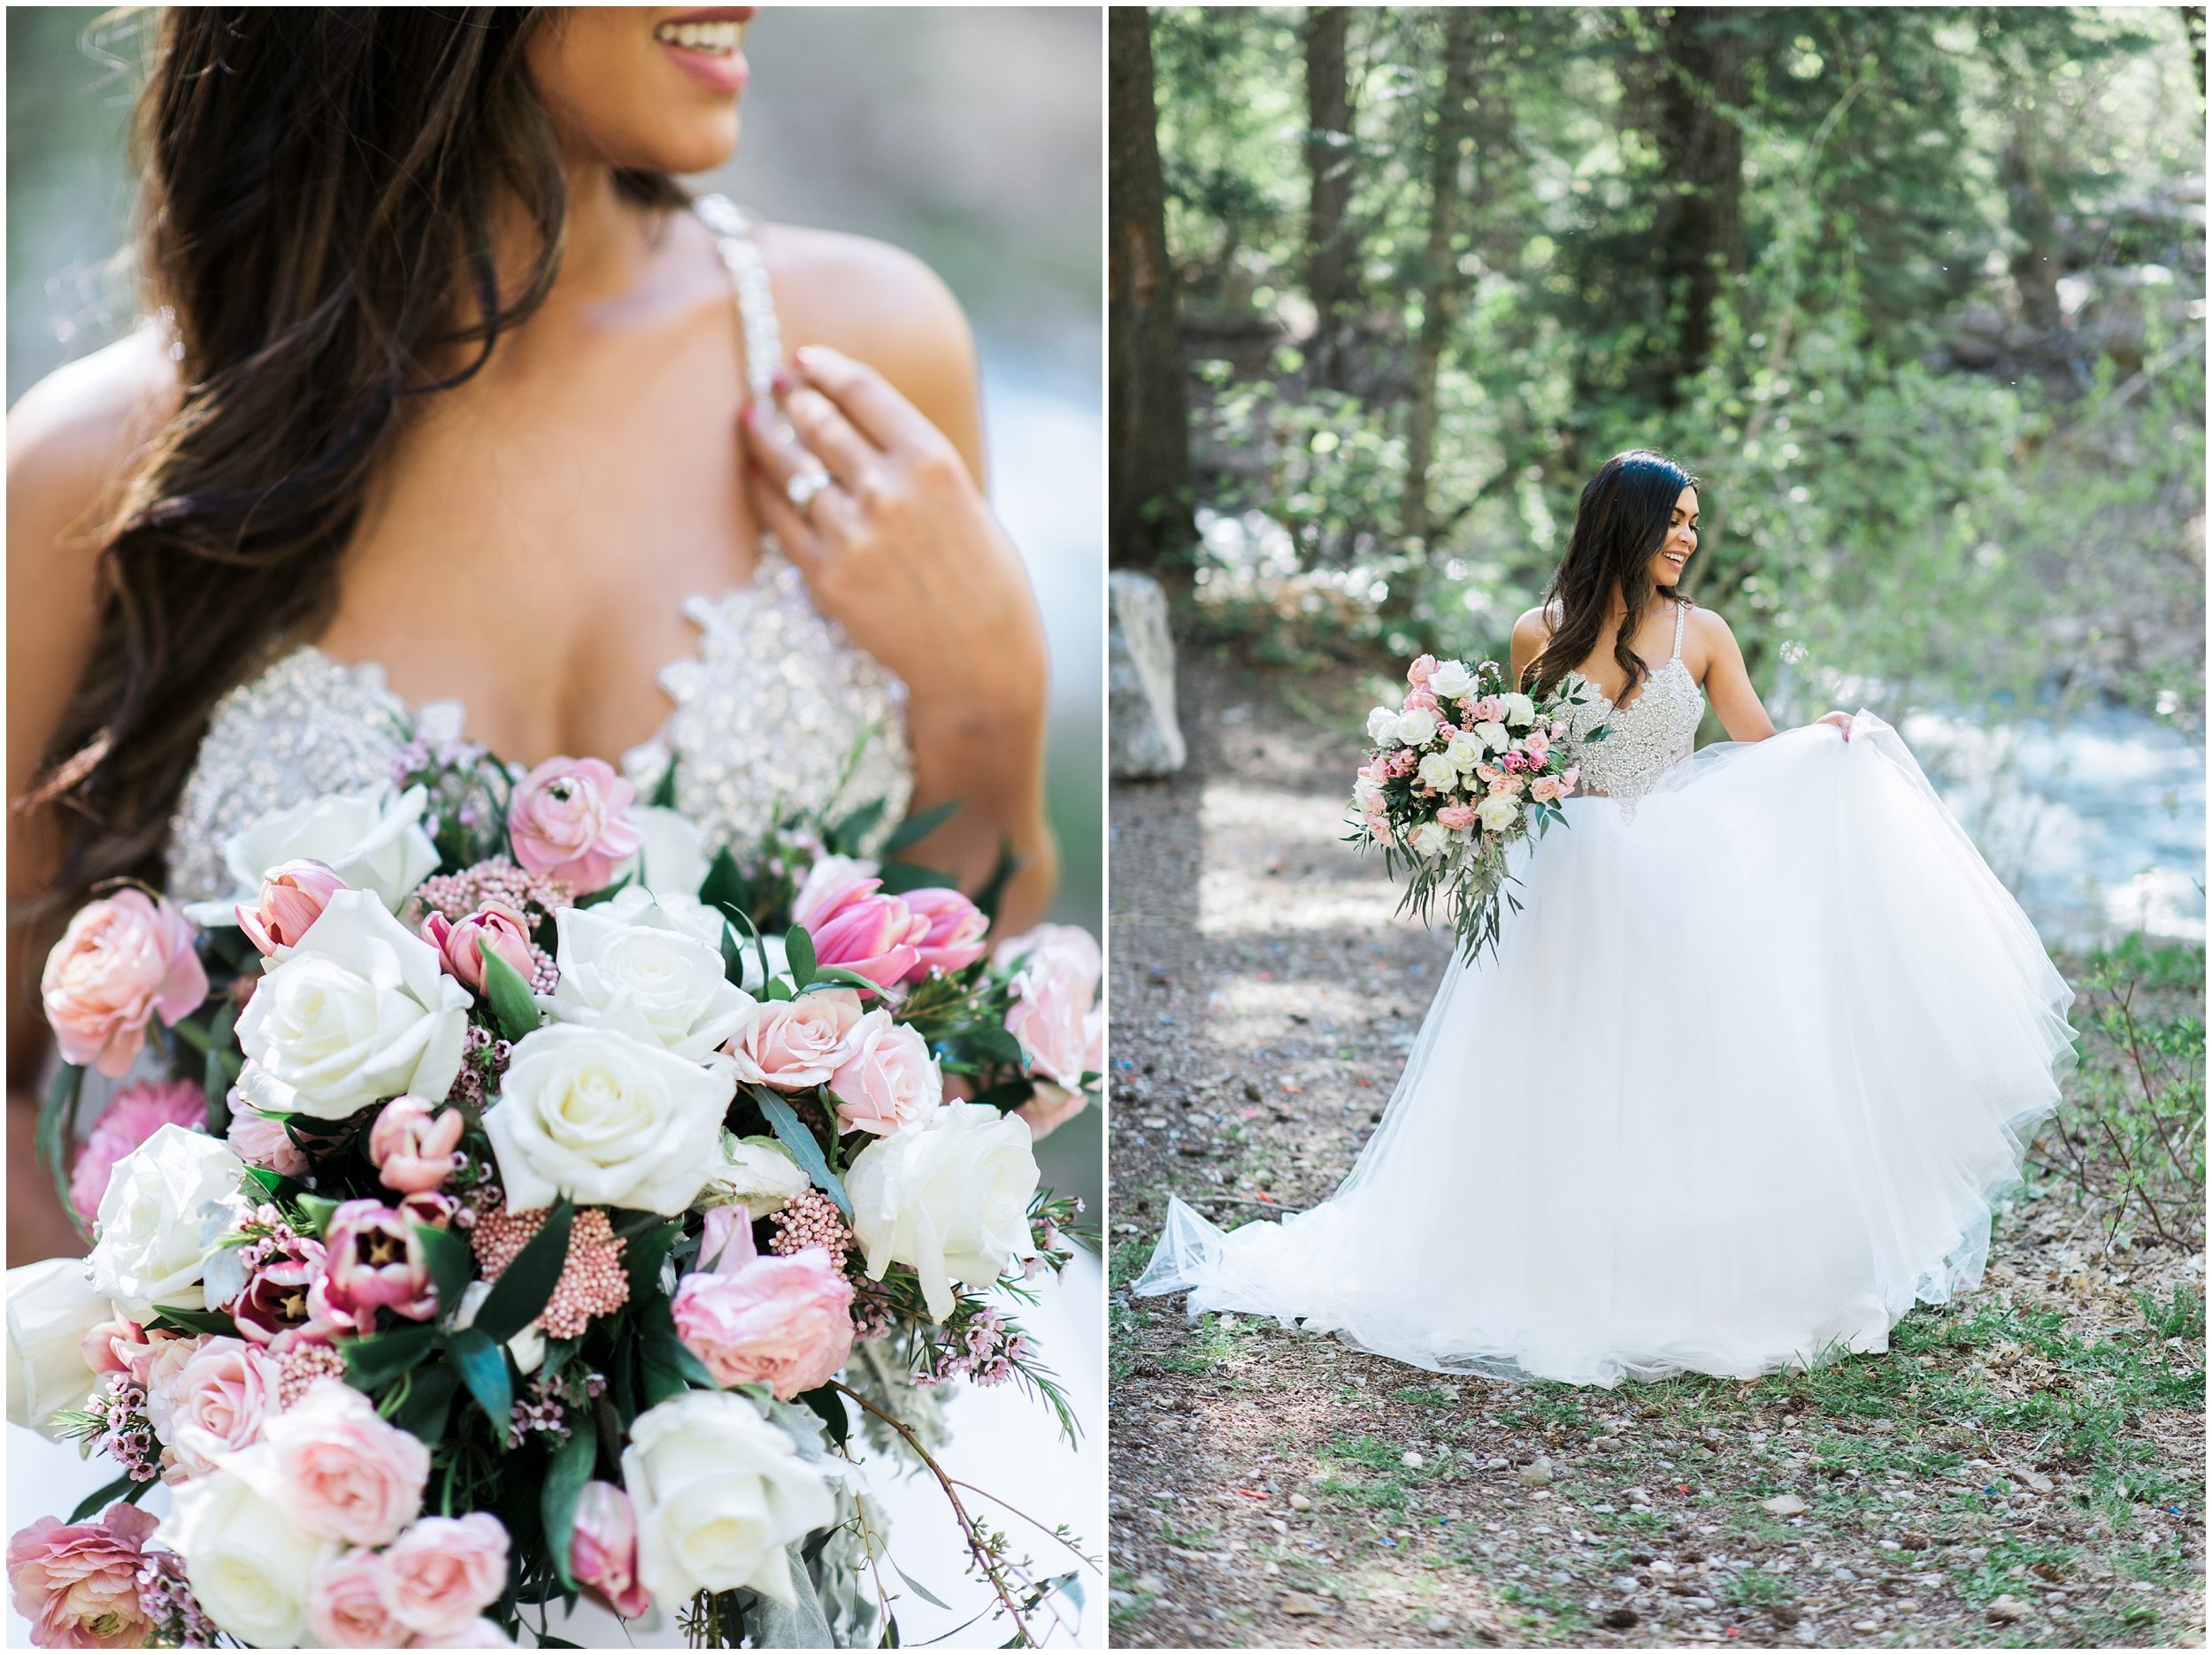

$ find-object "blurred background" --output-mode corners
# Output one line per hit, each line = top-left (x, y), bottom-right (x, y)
(1112, 6), (2204, 949)
(8, 10), (1104, 1645)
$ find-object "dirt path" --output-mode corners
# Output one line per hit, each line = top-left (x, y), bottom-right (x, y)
(1105, 651), (2205, 1650)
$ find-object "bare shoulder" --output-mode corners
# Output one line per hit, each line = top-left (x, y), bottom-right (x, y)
(8, 326), (179, 523)
(1681, 601), (1741, 653)
(1510, 604), (1555, 650)
(752, 223), (980, 469)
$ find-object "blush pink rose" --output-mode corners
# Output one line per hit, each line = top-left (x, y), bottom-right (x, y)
(1407, 654), (1437, 686)
(4, 1501), (157, 1650)
(380, 1513), (510, 1638)
(226, 1102), (309, 1178)
(569, 1480), (649, 1619)
(311, 1200), (439, 1331)
(1560, 765), (1581, 795)
(1402, 687), (1439, 713)
(672, 1246), (855, 1399)
(826, 1011), (941, 1135)
(134, 1334), (208, 1427)
(1004, 965), (1101, 1092)
(41, 891), (208, 1078)
(990, 924), (1102, 1002)
(506, 756), (643, 892)
(263, 1379), (428, 1545)
(236, 859), (348, 959)
(69, 1079), (205, 1224)
(147, 1335), (284, 1482)
(1529, 776), (1563, 804)
(726, 988), (864, 1090)
(420, 901), (535, 994)
(1434, 804), (1477, 831)
(308, 1548), (408, 1648)
(1015, 1081), (1089, 1142)
(900, 887), (990, 981)
(1523, 729), (1550, 761)
(368, 1096), (464, 1196)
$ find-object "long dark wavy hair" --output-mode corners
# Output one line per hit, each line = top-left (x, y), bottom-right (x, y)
(27, 8), (688, 920)
(1519, 449), (1700, 700)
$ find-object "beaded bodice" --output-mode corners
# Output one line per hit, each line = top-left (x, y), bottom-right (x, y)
(1565, 601), (1704, 819)
(164, 197), (910, 904)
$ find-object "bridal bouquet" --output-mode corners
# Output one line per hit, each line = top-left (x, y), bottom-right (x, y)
(1348, 653), (1608, 962)
(9, 736), (1099, 1649)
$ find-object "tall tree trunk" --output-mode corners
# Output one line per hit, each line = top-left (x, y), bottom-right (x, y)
(1303, 6), (1357, 388)
(2002, 103), (2063, 333)
(1401, 9), (1482, 553)
(1643, 6), (1747, 398)
(1109, 9), (1194, 569)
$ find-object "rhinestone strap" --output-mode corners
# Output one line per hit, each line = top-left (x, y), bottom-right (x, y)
(694, 193), (781, 413)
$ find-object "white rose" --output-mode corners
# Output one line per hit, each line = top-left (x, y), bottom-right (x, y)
(538, 902), (757, 1061)
(627, 804), (710, 897)
(1416, 752), (1458, 792)
(1427, 659), (1476, 700)
(1472, 719), (1511, 755)
(223, 784), (438, 915)
(1364, 705), (1401, 744)
(160, 1467), (337, 1650)
(1350, 777), (1384, 811)
(845, 1103), (1040, 1322)
(86, 1124), (246, 1319)
(624, 1390), (838, 1609)
(1443, 730), (1486, 772)
(484, 1023), (736, 1216)
(708, 1135), (812, 1220)
(598, 881), (727, 950)
(1408, 821), (1450, 858)
(1497, 692), (1537, 727)
(1477, 794), (1521, 832)
(5, 1258), (113, 1440)
(1393, 707), (1440, 746)
(234, 890), (470, 1121)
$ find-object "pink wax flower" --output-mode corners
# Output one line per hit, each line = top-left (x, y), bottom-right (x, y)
(672, 1237), (856, 1399)
(901, 887), (990, 980)
(41, 890), (208, 1079)
(368, 1096), (464, 1196)
(227, 1103), (308, 1177)
(380, 1513), (509, 1639)
(826, 1011), (941, 1135)
(420, 901), (535, 995)
(307, 1549), (407, 1648)
(1407, 654), (1437, 686)
(5, 1501), (157, 1650)
(263, 1379), (428, 1547)
(1016, 1081), (1090, 1142)
(569, 1481), (650, 1620)
(507, 756), (642, 893)
(235, 859), (348, 959)
(795, 873), (926, 995)
(147, 1336), (284, 1483)
(1435, 804), (1477, 831)
(1006, 960), (1101, 1092)
(727, 988), (864, 1090)
(229, 1230), (327, 1347)
(68, 1079), (205, 1224)
(310, 1200), (439, 1332)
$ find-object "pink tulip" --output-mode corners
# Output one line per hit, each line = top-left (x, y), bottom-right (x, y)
(569, 1482), (650, 1620)
(368, 1096), (464, 1196)
(421, 901), (536, 994)
(41, 891), (208, 1078)
(797, 873), (926, 995)
(69, 1080), (205, 1224)
(235, 859), (348, 958)
(507, 756), (642, 893)
(900, 887), (990, 981)
(310, 1201), (438, 1332)
(4, 1502), (157, 1650)
(229, 1231), (327, 1347)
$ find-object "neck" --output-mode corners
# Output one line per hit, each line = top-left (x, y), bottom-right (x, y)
(541, 165), (654, 304)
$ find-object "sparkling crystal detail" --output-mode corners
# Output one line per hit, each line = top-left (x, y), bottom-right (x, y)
(1565, 601), (1704, 821)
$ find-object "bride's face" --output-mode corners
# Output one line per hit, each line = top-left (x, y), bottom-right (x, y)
(529, 7), (757, 175)
(1648, 486), (1699, 586)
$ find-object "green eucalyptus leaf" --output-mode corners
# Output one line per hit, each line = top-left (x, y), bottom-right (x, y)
(881, 798), (960, 854)
(751, 1087), (850, 1219)
(342, 1322), (442, 1389)
(479, 936), (542, 1043)
(542, 1406), (599, 1591)
(784, 924), (818, 988)
(474, 1198), (572, 1345)
(202, 1000), (237, 1137)
(389, 1360), (462, 1444)
(417, 1223), (474, 1320)
(449, 1327), (512, 1434)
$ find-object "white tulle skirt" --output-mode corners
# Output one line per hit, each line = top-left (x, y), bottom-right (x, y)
(1135, 716), (2076, 1387)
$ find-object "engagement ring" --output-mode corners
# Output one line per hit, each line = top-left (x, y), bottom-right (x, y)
(786, 468), (832, 520)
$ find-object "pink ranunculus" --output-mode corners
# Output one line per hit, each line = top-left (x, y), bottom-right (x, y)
(227, 1101), (308, 1177)
(309, 1548), (409, 1648)
(671, 1247), (856, 1399)
(900, 887), (990, 981)
(263, 1378), (428, 1546)
(726, 988), (864, 1090)
(380, 1513), (509, 1638)
(235, 859), (349, 960)
(568, 1481), (650, 1620)
(368, 1096), (465, 1196)
(229, 1233), (327, 1347)
(1407, 654), (1437, 686)
(1015, 1081), (1090, 1141)
(506, 756), (643, 893)
(40, 891), (208, 1079)
(420, 902), (535, 994)
(4, 1501), (157, 1650)
(806, 890), (926, 995)
(310, 1200), (439, 1332)
(1005, 965), (1096, 1092)
(148, 1335), (284, 1482)
(826, 1011), (941, 1136)
(1435, 804), (1478, 831)
(68, 1079), (205, 1224)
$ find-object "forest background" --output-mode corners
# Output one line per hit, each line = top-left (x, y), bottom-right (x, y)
(1110, 6), (2204, 752)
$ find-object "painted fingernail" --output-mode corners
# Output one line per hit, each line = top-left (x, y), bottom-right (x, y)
(771, 366), (796, 396)
(794, 344), (823, 369)
(741, 401), (763, 427)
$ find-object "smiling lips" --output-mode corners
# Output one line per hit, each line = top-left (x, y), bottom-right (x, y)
(654, 12), (751, 92)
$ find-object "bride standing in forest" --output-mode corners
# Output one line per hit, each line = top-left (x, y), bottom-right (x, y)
(1139, 448), (2078, 1387)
